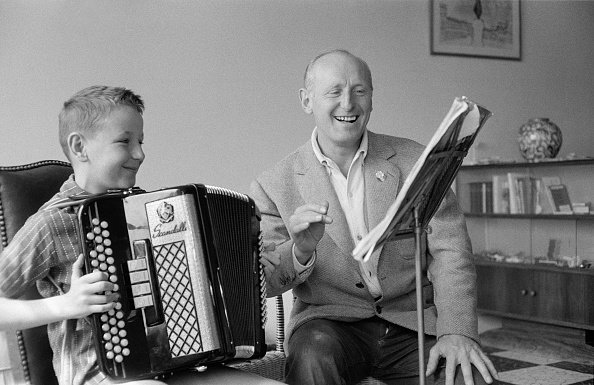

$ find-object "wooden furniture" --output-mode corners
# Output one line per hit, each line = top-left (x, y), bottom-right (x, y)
(456, 159), (594, 339)
(475, 260), (593, 331)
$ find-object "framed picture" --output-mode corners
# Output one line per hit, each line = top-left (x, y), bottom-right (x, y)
(430, 0), (521, 60)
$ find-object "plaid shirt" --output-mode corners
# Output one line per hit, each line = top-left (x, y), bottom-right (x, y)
(0, 175), (111, 384)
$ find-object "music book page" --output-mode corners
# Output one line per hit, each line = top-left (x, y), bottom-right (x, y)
(352, 97), (482, 262)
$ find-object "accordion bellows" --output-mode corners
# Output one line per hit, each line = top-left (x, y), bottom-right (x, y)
(77, 184), (266, 380)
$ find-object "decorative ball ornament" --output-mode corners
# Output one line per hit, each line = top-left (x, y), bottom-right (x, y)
(518, 118), (562, 162)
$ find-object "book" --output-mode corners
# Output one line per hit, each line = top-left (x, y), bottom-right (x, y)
(469, 182), (483, 213)
(468, 181), (493, 213)
(352, 96), (492, 262)
(492, 175), (510, 214)
(506, 172), (529, 214)
(540, 176), (561, 213)
(548, 184), (573, 213)
(484, 181), (493, 213)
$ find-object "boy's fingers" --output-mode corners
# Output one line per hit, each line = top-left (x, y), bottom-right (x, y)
(90, 302), (116, 314)
(77, 270), (108, 285)
(88, 280), (115, 294)
(71, 254), (85, 280)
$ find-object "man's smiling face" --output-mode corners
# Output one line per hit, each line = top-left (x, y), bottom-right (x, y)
(300, 52), (373, 153)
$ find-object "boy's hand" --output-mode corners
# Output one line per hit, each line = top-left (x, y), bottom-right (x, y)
(62, 254), (119, 319)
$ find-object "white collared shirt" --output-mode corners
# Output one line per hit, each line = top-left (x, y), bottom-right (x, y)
(293, 128), (382, 298)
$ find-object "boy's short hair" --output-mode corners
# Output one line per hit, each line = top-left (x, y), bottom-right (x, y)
(58, 85), (145, 159)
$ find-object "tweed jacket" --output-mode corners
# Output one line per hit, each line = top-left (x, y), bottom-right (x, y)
(250, 130), (479, 342)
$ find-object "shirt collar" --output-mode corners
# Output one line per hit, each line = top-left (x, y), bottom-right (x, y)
(60, 174), (86, 197)
(310, 127), (368, 166)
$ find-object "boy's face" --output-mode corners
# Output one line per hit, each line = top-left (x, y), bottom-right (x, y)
(82, 105), (145, 194)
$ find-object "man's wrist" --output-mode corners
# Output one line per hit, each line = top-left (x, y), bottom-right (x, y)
(292, 244), (314, 265)
(293, 245), (313, 265)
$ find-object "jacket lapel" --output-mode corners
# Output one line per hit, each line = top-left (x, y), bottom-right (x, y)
(364, 132), (401, 231)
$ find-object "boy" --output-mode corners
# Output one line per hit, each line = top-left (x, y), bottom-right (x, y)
(0, 86), (282, 385)
(0, 85), (158, 384)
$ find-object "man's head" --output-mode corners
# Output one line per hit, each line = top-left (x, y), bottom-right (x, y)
(59, 86), (146, 193)
(299, 50), (373, 153)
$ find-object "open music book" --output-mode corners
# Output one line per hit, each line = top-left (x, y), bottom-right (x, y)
(352, 96), (492, 262)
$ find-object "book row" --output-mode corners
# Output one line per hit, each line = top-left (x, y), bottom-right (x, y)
(467, 173), (591, 215)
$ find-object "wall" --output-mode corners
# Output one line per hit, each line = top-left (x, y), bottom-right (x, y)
(1, 0), (593, 195)
(0, 0), (593, 381)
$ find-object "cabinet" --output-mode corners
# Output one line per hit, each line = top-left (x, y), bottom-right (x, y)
(456, 159), (594, 330)
(476, 261), (593, 329)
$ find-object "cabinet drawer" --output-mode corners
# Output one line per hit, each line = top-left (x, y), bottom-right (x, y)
(476, 263), (594, 329)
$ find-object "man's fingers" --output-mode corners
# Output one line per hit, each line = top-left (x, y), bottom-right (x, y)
(260, 257), (273, 268)
(425, 347), (440, 376)
(291, 212), (332, 227)
(294, 202), (328, 215)
(459, 358), (474, 385)
(445, 358), (456, 385)
(473, 350), (497, 383)
(262, 252), (281, 266)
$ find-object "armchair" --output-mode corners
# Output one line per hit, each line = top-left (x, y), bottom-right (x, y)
(0, 161), (286, 384)
(0, 160), (71, 385)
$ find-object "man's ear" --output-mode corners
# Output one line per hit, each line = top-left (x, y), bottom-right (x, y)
(299, 88), (313, 115)
(67, 132), (88, 162)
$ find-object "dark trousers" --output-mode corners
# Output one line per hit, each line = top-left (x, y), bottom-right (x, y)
(285, 317), (487, 385)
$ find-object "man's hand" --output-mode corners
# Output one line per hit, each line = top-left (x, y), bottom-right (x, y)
(426, 334), (498, 385)
(288, 201), (332, 264)
(62, 254), (119, 318)
(260, 243), (281, 277)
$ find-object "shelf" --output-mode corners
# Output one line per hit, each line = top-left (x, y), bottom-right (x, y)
(464, 213), (594, 220)
(461, 158), (594, 170)
(475, 258), (594, 276)
(459, 159), (594, 331)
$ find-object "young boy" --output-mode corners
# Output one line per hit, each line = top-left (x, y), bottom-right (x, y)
(0, 85), (160, 384)
(0, 86), (282, 385)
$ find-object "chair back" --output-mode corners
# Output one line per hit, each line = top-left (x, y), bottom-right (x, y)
(0, 161), (72, 385)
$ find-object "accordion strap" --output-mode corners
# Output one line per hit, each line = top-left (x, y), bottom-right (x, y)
(43, 187), (146, 211)
(42, 192), (94, 211)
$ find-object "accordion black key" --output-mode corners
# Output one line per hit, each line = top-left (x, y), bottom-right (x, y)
(77, 184), (267, 380)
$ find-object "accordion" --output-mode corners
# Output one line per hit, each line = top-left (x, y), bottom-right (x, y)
(76, 184), (267, 380)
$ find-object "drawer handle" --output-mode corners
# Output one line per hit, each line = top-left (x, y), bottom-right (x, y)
(529, 290), (536, 297)
(521, 289), (527, 296)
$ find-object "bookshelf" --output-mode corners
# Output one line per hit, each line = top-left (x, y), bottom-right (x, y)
(456, 159), (594, 333)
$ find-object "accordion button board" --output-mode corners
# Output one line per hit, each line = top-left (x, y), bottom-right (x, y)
(77, 184), (266, 381)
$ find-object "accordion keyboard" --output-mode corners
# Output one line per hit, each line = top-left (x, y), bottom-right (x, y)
(84, 217), (132, 373)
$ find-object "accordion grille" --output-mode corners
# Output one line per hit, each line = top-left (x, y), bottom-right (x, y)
(153, 241), (204, 357)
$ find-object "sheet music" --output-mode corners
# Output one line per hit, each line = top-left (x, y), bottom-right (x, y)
(352, 97), (485, 262)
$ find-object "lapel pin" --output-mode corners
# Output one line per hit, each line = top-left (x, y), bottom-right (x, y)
(375, 171), (386, 182)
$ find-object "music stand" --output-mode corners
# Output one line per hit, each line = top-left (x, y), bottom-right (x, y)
(353, 97), (492, 384)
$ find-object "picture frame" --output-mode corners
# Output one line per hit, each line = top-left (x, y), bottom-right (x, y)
(430, 0), (521, 60)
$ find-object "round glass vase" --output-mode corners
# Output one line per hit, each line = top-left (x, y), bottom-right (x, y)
(518, 118), (562, 162)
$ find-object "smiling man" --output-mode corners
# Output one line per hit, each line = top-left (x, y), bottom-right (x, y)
(251, 50), (497, 385)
